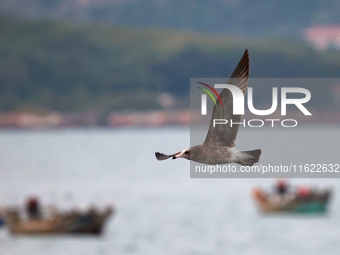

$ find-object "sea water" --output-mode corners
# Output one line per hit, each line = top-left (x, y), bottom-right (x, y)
(0, 126), (339, 255)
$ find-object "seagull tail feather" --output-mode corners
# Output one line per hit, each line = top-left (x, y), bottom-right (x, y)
(237, 149), (262, 166)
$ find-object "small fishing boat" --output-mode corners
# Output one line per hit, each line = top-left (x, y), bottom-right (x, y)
(252, 187), (331, 214)
(5, 206), (114, 235)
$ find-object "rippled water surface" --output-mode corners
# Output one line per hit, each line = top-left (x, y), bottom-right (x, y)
(0, 126), (339, 255)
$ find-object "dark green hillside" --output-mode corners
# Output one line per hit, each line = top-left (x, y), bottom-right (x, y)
(2, 0), (340, 38)
(1, 17), (340, 113)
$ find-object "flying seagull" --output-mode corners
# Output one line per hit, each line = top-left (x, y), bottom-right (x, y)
(155, 49), (261, 166)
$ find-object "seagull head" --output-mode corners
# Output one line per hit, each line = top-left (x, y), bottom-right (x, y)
(173, 148), (190, 160)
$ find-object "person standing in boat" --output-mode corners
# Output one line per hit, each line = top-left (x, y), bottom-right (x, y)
(296, 185), (312, 200)
(26, 196), (41, 220)
(275, 179), (289, 196)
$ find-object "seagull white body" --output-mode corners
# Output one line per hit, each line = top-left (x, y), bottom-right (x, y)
(174, 146), (257, 166)
(174, 146), (236, 164)
(155, 49), (261, 166)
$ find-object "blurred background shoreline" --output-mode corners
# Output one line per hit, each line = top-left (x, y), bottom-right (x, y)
(2, 11), (340, 128)
(1, 1), (340, 254)
(1, 109), (340, 129)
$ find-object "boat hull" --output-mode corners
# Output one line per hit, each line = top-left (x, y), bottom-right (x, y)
(252, 187), (331, 214)
(5, 207), (114, 235)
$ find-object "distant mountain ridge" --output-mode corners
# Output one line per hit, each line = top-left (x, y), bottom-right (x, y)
(1, 17), (340, 114)
(2, 0), (340, 38)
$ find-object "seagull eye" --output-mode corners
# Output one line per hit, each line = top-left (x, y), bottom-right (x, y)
(184, 151), (189, 154)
